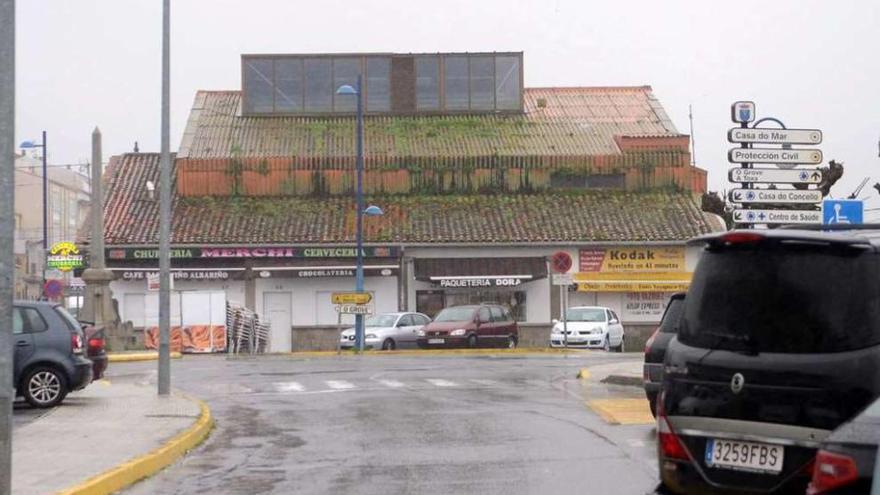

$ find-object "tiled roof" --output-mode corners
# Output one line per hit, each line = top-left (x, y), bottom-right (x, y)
(177, 86), (681, 160)
(95, 153), (723, 246)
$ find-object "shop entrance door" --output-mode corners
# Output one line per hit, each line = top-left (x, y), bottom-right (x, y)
(264, 292), (292, 352)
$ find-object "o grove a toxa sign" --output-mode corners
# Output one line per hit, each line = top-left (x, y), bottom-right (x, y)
(729, 167), (822, 184)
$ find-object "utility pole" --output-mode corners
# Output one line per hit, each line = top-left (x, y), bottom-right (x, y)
(158, 0), (171, 395)
(0, 0), (15, 491)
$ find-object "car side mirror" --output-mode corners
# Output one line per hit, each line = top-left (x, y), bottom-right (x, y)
(610, 318), (619, 324)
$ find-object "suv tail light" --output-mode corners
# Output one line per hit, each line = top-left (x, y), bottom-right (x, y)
(718, 232), (765, 245)
(88, 337), (105, 353)
(807, 450), (858, 494)
(644, 327), (660, 354)
(657, 393), (689, 461)
(71, 333), (84, 354)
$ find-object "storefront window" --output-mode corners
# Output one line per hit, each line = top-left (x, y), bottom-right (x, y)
(417, 289), (526, 321)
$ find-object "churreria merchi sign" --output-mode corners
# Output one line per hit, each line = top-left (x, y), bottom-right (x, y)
(106, 246), (400, 260)
(47, 241), (84, 272)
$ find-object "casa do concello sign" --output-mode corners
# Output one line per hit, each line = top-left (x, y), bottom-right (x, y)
(727, 101), (824, 226)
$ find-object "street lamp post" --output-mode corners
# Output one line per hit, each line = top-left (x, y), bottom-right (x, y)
(20, 131), (48, 293)
(337, 77), (383, 353)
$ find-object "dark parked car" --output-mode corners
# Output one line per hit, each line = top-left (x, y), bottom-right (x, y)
(643, 292), (685, 418)
(417, 304), (518, 349)
(80, 322), (108, 380)
(807, 397), (879, 494)
(13, 301), (93, 408)
(658, 230), (880, 494)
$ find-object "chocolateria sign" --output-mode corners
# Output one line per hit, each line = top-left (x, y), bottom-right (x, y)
(107, 246), (400, 260)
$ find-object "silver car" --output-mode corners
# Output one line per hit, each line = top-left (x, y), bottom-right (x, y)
(339, 312), (432, 350)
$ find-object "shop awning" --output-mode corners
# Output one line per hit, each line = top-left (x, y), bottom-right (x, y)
(413, 257), (547, 282)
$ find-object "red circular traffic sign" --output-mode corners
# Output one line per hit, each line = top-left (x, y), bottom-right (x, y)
(550, 252), (572, 274)
(44, 279), (64, 299)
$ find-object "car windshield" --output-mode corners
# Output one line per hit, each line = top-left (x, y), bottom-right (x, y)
(434, 307), (476, 322)
(680, 243), (880, 353)
(365, 314), (398, 327)
(565, 308), (606, 322)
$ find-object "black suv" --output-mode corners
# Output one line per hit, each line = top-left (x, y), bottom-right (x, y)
(643, 292), (685, 418)
(658, 230), (880, 494)
(13, 301), (93, 407)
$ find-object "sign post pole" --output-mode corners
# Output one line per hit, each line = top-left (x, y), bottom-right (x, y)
(0, 0), (13, 489)
(562, 285), (568, 349)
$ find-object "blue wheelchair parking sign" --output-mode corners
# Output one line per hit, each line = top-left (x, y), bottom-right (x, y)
(823, 200), (863, 225)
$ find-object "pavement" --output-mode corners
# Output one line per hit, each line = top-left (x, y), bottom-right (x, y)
(12, 376), (209, 495)
(113, 352), (660, 495)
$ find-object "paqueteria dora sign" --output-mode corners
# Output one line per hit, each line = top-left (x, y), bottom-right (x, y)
(47, 242), (84, 272)
(106, 246), (400, 260)
(575, 247), (691, 292)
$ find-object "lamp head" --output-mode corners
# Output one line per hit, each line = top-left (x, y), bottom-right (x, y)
(336, 84), (358, 96)
(364, 205), (384, 216)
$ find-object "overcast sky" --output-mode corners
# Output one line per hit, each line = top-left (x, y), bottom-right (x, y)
(15, 0), (880, 209)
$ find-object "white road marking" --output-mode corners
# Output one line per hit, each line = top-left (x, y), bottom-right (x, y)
(326, 380), (355, 390)
(274, 382), (305, 393)
(378, 379), (405, 388)
(426, 379), (457, 387)
(627, 439), (647, 448)
(470, 379), (499, 387)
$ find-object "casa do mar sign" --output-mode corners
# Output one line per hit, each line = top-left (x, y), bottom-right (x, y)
(729, 189), (824, 204)
(727, 128), (822, 145)
(729, 168), (822, 185)
(47, 242), (84, 272)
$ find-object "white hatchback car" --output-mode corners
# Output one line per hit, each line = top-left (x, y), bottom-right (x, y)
(550, 306), (625, 351)
(339, 312), (432, 350)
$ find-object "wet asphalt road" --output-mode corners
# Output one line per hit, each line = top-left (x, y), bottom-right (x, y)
(116, 352), (659, 495)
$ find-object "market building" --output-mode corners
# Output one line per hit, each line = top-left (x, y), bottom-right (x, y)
(87, 51), (724, 352)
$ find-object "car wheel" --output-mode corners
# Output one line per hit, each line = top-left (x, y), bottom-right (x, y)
(602, 335), (611, 352)
(22, 366), (68, 408)
(382, 338), (396, 351)
(615, 336), (625, 353)
(507, 336), (517, 349)
(467, 334), (478, 348)
(649, 396), (658, 418)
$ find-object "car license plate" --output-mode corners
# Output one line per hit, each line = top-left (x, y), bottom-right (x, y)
(705, 438), (784, 474)
(428, 338), (445, 344)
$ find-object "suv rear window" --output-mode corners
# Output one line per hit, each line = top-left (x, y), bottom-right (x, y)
(680, 243), (880, 353)
(659, 297), (684, 334)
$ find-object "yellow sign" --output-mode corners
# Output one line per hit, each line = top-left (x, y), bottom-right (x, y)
(579, 247), (686, 273)
(331, 292), (372, 305)
(47, 241), (84, 273)
(577, 247), (690, 292)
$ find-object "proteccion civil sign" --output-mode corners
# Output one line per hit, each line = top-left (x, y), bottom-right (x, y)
(728, 128), (822, 145)
(729, 167), (822, 185)
(732, 209), (822, 225)
(728, 148), (823, 165)
(729, 189), (824, 204)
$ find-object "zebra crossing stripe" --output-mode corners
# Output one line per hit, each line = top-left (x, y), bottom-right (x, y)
(426, 379), (457, 387)
(326, 380), (355, 390)
(378, 379), (405, 388)
(275, 382), (305, 392)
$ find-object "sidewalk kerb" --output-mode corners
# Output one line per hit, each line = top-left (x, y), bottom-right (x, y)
(55, 394), (213, 495)
(107, 352), (183, 363)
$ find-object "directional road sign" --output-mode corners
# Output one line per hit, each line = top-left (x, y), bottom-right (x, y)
(729, 148), (823, 165)
(823, 199), (864, 225)
(335, 304), (373, 315)
(729, 189), (823, 204)
(729, 167), (822, 184)
(733, 209), (822, 225)
(331, 292), (372, 305)
(728, 128), (822, 145)
(552, 273), (574, 286)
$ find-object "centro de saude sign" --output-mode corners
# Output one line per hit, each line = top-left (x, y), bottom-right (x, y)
(732, 209), (823, 225)
(729, 189), (823, 204)
(729, 167), (822, 184)
(106, 246), (400, 260)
